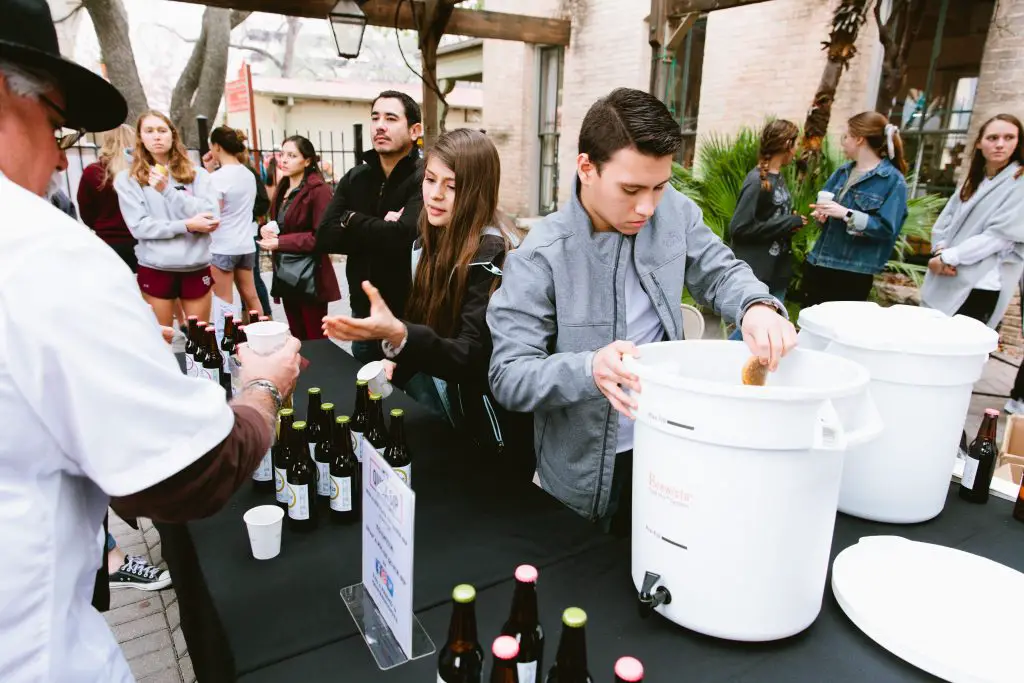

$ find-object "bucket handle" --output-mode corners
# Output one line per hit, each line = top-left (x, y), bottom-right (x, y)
(843, 390), (885, 448)
(814, 400), (848, 452)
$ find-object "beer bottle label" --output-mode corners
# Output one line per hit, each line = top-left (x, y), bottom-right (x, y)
(289, 484), (310, 520)
(394, 464), (412, 487)
(330, 475), (352, 512)
(962, 456), (980, 489)
(518, 661), (538, 683)
(199, 367), (220, 384)
(352, 432), (364, 461)
(274, 468), (289, 504)
(316, 461), (331, 497)
(184, 355), (194, 376)
(252, 449), (273, 482)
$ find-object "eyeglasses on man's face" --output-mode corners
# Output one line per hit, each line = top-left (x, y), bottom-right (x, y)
(39, 93), (85, 150)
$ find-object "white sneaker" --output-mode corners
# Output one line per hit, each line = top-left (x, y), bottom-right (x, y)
(1004, 398), (1024, 415)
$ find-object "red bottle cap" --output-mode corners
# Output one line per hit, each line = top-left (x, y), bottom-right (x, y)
(614, 656), (644, 682)
(492, 635), (519, 661)
(515, 564), (538, 583)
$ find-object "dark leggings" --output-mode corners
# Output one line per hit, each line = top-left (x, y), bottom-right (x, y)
(955, 288), (1000, 325)
(1011, 282), (1024, 401)
(801, 263), (875, 306)
(956, 289), (1002, 448)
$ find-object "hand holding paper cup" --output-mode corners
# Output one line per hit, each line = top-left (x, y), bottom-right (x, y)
(357, 360), (393, 399)
(243, 505), (284, 560)
(244, 321), (290, 355)
(261, 221), (280, 238)
(816, 191), (835, 205)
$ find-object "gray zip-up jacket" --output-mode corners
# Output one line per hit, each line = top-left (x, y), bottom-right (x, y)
(114, 168), (218, 272)
(486, 182), (778, 520)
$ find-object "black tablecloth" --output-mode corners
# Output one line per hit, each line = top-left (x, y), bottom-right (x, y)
(238, 487), (1024, 682)
(179, 341), (611, 678)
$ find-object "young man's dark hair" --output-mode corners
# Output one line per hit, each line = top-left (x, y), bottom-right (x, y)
(372, 90), (422, 127)
(578, 87), (683, 169)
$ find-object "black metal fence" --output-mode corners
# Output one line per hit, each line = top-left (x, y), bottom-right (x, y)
(57, 120), (364, 214)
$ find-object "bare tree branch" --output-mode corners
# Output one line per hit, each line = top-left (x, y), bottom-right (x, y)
(231, 44), (284, 70)
(54, 3), (84, 23)
(154, 23), (199, 44)
(83, 0), (148, 122)
(230, 10), (251, 29)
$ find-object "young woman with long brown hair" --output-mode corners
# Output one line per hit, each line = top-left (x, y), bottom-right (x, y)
(257, 135), (339, 339)
(727, 119), (805, 339)
(804, 111), (909, 305)
(114, 111), (220, 325)
(78, 123), (137, 270)
(322, 128), (532, 475)
(923, 114), (1024, 327)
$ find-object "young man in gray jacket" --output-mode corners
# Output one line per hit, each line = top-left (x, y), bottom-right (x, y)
(486, 88), (797, 532)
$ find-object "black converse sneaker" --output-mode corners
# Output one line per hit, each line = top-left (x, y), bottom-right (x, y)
(109, 555), (172, 591)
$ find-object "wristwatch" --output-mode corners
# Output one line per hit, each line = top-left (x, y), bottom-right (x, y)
(244, 379), (284, 413)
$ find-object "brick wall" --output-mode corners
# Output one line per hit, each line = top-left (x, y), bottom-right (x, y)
(555, 0), (653, 205)
(482, 0), (560, 218)
(695, 0), (882, 155)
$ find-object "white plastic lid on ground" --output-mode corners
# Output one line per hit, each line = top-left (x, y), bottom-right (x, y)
(832, 536), (1021, 683)
(798, 303), (999, 356)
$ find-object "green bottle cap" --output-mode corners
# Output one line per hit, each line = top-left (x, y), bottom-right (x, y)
(369, 392), (382, 401)
(308, 387), (321, 395)
(390, 408), (404, 418)
(356, 380), (369, 387)
(452, 584), (476, 604)
(337, 415), (351, 425)
(321, 403), (335, 411)
(278, 408), (294, 418)
(293, 421), (307, 431)
(562, 607), (587, 628)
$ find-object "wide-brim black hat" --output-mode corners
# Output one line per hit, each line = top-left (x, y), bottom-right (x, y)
(0, 0), (127, 132)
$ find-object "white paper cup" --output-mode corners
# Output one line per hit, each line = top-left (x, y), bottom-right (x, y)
(357, 360), (393, 399)
(245, 321), (290, 355)
(243, 505), (284, 560)
(263, 220), (280, 235)
(817, 191), (835, 204)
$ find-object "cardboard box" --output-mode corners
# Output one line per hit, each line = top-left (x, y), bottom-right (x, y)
(996, 415), (1024, 486)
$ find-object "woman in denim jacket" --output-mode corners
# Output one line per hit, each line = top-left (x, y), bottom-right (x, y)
(804, 112), (909, 305)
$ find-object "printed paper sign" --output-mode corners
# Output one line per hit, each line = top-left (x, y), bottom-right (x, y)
(361, 439), (416, 657)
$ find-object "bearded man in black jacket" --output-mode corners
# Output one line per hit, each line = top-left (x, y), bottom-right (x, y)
(315, 90), (424, 363)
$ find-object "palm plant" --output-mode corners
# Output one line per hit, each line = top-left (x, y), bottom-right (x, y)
(672, 124), (945, 314)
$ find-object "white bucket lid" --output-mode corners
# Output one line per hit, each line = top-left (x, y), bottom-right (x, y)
(798, 302), (998, 356)
(833, 536), (1022, 682)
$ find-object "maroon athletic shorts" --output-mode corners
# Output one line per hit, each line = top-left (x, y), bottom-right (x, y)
(137, 265), (213, 300)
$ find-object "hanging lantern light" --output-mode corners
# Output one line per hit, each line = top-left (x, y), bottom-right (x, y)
(329, 0), (369, 59)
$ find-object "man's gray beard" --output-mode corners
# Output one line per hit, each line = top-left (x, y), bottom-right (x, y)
(45, 171), (65, 199)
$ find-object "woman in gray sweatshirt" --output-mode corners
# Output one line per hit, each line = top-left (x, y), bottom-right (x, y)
(114, 111), (220, 326)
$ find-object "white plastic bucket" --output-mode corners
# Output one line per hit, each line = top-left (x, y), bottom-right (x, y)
(624, 341), (881, 641)
(798, 303), (999, 523)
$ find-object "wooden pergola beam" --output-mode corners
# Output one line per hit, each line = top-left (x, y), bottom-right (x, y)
(669, 0), (773, 14)
(182, 0), (570, 45)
